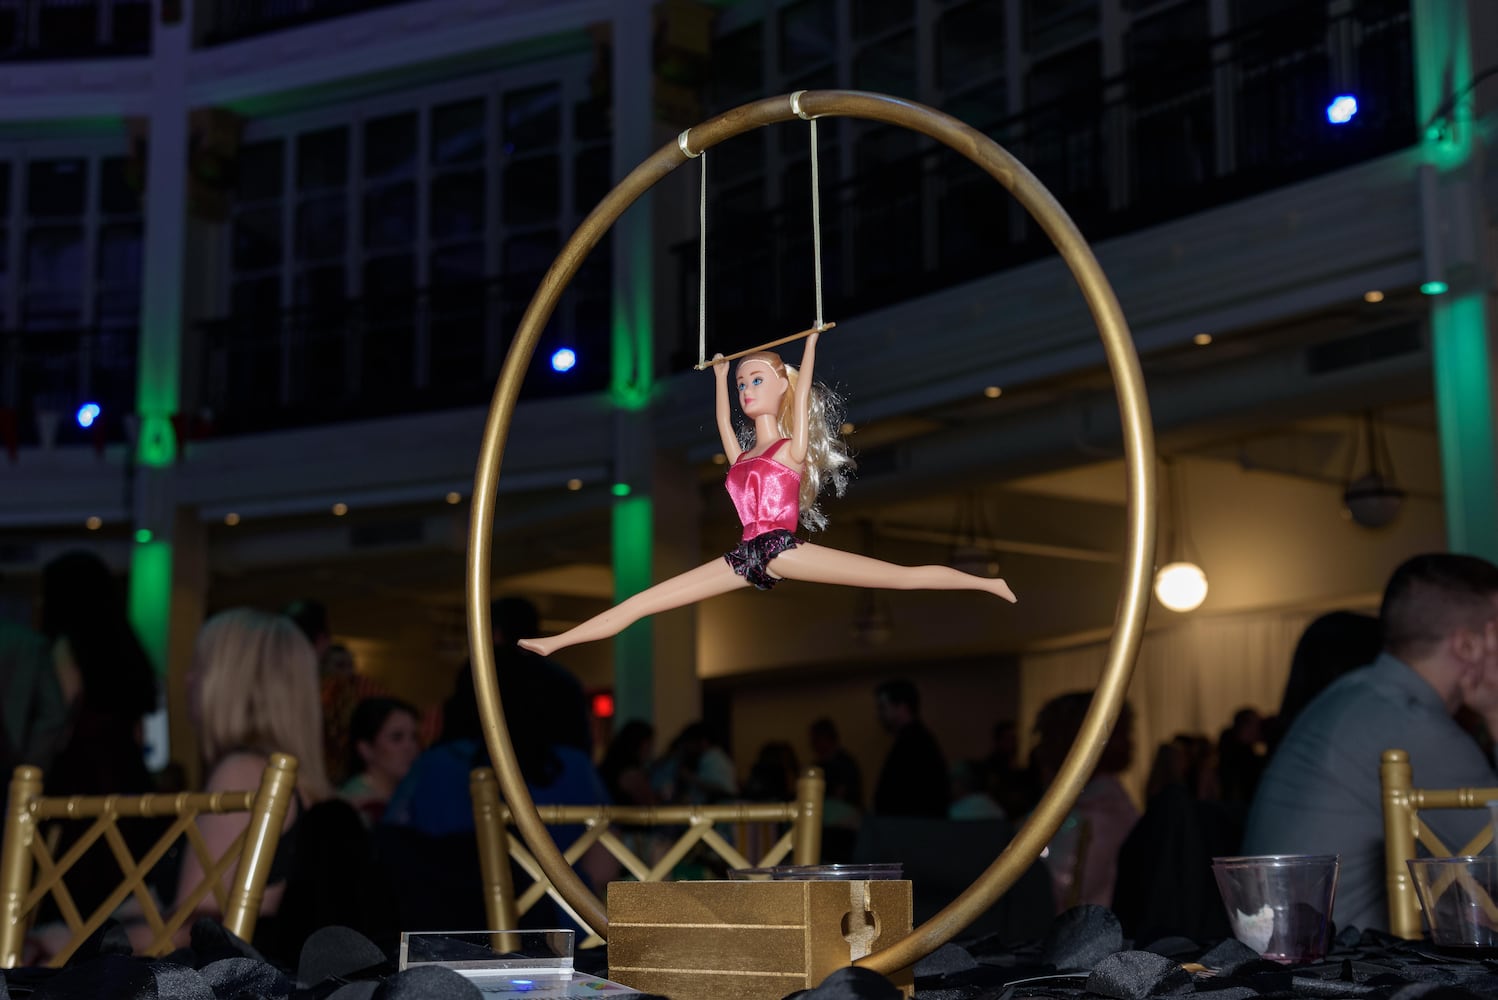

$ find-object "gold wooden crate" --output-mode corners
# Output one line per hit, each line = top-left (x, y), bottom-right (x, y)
(607, 879), (913, 1000)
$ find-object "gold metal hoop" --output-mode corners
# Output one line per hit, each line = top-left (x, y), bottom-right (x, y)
(467, 89), (1156, 976)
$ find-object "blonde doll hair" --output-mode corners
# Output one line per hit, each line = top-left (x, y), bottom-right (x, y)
(192, 608), (332, 802)
(737, 351), (854, 532)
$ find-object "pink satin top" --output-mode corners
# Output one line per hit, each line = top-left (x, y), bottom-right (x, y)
(726, 438), (801, 541)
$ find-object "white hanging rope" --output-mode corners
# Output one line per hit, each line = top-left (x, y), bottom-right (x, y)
(698, 148), (708, 366)
(680, 129), (708, 367)
(810, 117), (824, 330)
(687, 97), (835, 371)
(791, 90), (825, 331)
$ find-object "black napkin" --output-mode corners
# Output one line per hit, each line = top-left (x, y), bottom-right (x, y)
(1043, 906), (1125, 973)
(1084, 950), (1192, 999)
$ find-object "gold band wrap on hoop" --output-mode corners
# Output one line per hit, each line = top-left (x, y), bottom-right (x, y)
(467, 89), (1156, 975)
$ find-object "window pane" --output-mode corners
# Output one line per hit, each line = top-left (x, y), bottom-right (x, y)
(232, 275), (281, 317)
(1127, 1), (1208, 70)
(853, 0), (913, 40)
(97, 288), (140, 325)
(940, 1), (1005, 90)
(574, 96), (610, 142)
(363, 254), (414, 295)
(786, 63), (836, 93)
(503, 84), (561, 149)
(97, 223), (143, 286)
(1027, 43), (1100, 106)
(0, 230), (8, 325)
(948, 84), (1009, 131)
(25, 226), (83, 289)
(779, 0), (835, 75)
(297, 127), (348, 190)
(365, 113), (417, 180)
(296, 194), (346, 260)
(99, 157), (139, 214)
(713, 24), (763, 109)
(854, 29), (916, 96)
(294, 265), (345, 306)
(27, 160), (87, 217)
(0, 163), (9, 215)
(1025, 0), (1098, 50)
(574, 146), (611, 211)
(232, 205), (282, 270)
(432, 98), (486, 165)
(854, 125), (917, 171)
(237, 140), (284, 200)
(503, 231), (559, 275)
(363, 183), (415, 249)
(431, 170), (485, 240)
(109, 0), (151, 49)
(502, 155), (559, 225)
(23, 224), (83, 326)
(431, 242), (483, 285)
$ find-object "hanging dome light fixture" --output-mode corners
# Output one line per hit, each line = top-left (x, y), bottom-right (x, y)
(1153, 458), (1208, 613)
(1342, 411), (1404, 529)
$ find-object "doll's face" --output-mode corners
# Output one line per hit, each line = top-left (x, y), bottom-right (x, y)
(736, 359), (785, 417)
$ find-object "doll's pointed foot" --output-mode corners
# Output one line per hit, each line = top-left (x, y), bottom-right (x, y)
(519, 637), (556, 656)
(992, 579), (1017, 603)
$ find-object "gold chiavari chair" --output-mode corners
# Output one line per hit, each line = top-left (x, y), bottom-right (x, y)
(0, 753), (299, 967)
(470, 766), (824, 942)
(1380, 748), (1498, 938)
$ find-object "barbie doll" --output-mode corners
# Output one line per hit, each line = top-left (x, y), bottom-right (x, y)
(519, 330), (1016, 656)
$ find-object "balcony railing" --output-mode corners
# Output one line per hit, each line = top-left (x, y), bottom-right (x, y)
(0, 0), (150, 60)
(0, 324), (138, 448)
(197, 269), (610, 436)
(197, 0), (421, 47)
(679, 0), (1415, 352)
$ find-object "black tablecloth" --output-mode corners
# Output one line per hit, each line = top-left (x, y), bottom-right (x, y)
(5, 907), (1496, 999)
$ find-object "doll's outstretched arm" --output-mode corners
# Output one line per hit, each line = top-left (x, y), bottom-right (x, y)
(713, 354), (741, 462)
(787, 330), (818, 466)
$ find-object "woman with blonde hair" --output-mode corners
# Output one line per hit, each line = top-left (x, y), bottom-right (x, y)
(175, 608), (332, 925)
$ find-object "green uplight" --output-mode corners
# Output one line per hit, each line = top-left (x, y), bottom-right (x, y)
(134, 528), (154, 544)
(1422, 280), (1450, 296)
(127, 539), (172, 676)
(612, 483), (632, 497)
(136, 413), (177, 467)
(612, 495), (653, 723)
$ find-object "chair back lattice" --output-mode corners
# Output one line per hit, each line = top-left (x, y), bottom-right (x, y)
(0, 753), (299, 967)
(470, 767), (825, 942)
(1380, 748), (1498, 939)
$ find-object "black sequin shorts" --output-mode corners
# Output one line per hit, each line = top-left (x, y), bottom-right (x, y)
(724, 529), (800, 590)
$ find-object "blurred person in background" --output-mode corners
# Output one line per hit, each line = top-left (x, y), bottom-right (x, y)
(872, 678), (949, 818)
(598, 720), (659, 807)
(339, 696), (422, 824)
(175, 608), (340, 960)
(809, 717), (862, 862)
(1032, 692), (1138, 910)
(34, 551), (160, 922)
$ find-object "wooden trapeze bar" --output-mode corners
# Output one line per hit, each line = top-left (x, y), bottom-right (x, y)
(692, 322), (836, 370)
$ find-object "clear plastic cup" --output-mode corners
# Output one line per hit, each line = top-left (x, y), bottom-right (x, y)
(1211, 854), (1339, 963)
(726, 863), (903, 881)
(1406, 856), (1498, 956)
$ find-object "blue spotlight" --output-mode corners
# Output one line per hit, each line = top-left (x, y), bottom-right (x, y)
(1326, 95), (1358, 125)
(550, 347), (577, 373)
(75, 402), (101, 428)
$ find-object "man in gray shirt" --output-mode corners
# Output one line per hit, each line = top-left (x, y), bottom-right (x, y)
(1243, 553), (1498, 933)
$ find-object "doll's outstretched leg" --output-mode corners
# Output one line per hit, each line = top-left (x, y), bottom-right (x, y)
(519, 558), (750, 657)
(767, 542), (1017, 602)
